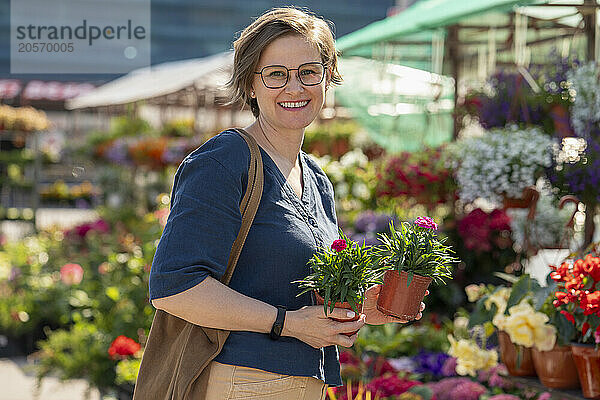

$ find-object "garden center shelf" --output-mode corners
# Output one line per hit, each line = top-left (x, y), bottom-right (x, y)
(0, 130), (41, 227)
(506, 376), (585, 400)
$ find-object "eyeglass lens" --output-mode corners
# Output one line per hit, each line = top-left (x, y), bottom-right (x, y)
(260, 63), (324, 88)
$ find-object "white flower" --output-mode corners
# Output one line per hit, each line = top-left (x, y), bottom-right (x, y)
(336, 182), (349, 197)
(351, 182), (370, 200)
(568, 62), (600, 141)
(450, 126), (555, 204)
(339, 148), (368, 168)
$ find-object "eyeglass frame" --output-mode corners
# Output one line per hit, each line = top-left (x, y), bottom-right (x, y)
(253, 62), (326, 89)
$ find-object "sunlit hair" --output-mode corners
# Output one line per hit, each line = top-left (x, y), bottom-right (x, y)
(224, 7), (342, 117)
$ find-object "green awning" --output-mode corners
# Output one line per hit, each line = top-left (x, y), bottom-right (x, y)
(335, 57), (455, 153)
(337, 0), (547, 55)
(334, 0), (593, 153)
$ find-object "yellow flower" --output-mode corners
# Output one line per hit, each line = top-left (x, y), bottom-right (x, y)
(465, 283), (486, 303)
(534, 324), (557, 351)
(500, 301), (557, 351)
(447, 335), (498, 377)
(484, 287), (511, 315)
(504, 317), (535, 347)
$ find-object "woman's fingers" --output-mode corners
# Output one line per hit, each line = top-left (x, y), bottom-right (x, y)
(322, 306), (360, 320)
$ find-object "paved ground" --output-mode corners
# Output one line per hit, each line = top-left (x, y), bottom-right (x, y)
(0, 357), (101, 400)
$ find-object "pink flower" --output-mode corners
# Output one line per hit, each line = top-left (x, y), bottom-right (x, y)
(154, 208), (170, 227)
(98, 262), (110, 275)
(331, 239), (348, 252)
(60, 263), (83, 285)
(536, 393), (552, 400)
(488, 395), (521, 400)
(595, 326), (600, 344)
(448, 381), (486, 400)
(414, 216), (438, 230)
(441, 357), (457, 376)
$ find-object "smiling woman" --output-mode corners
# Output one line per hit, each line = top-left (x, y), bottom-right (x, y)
(133, 7), (413, 400)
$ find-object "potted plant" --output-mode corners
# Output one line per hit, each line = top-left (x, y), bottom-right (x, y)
(449, 125), (555, 206)
(493, 300), (556, 378)
(550, 253), (600, 398)
(373, 217), (457, 320)
(294, 232), (386, 335)
(530, 285), (580, 390)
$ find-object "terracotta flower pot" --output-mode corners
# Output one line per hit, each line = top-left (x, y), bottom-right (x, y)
(532, 344), (579, 389)
(314, 291), (361, 336)
(571, 343), (600, 399)
(376, 270), (432, 320)
(497, 331), (536, 377)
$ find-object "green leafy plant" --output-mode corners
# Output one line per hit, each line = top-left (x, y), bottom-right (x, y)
(294, 231), (386, 314)
(374, 217), (457, 285)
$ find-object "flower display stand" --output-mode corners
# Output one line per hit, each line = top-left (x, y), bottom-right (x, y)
(506, 376), (586, 400)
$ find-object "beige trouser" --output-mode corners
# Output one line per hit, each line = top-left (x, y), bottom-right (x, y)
(203, 361), (329, 400)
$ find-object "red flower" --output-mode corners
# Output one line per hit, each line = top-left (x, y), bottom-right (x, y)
(456, 208), (511, 253)
(366, 375), (420, 397)
(108, 335), (141, 359)
(488, 209), (511, 231)
(554, 291), (569, 305)
(365, 356), (397, 377)
(560, 310), (575, 325)
(339, 350), (360, 366)
(331, 239), (348, 252)
(582, 254), (600, 282)
(580, 291), (600, 316)
(582, 322), (590, 337)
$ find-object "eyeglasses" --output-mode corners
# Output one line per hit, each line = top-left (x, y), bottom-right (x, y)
(254, 62), (325, 89)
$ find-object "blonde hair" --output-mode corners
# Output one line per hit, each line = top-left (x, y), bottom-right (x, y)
(225, 7), (342, 117)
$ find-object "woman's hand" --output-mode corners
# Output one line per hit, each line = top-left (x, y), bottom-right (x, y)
(361, 285), (427, 325)
(282, 306), (366, 349)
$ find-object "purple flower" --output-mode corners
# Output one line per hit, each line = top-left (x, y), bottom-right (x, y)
(414, 216), (438, 230)
(104, 139), (130, 165)
(8, 267), (22, 282)
(354, 210), (378, 233)
(350, 232), (380, 247)
(488, 395), (521, 400)
(354, 211), (397, 233)
(441, 357), (457, 377)
(411, 351), (451, 378)
(486, 365), (513, 389)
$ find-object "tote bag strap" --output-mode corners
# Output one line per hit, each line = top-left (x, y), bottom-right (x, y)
(221, 128), (263, 286)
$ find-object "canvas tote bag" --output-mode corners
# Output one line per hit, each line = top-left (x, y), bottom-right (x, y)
(133, 128), (264, 400)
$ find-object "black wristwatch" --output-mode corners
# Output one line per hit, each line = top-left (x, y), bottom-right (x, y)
(269, 305), (287, 340)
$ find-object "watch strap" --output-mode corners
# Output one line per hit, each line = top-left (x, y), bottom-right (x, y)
(269, 306), (287, 340)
